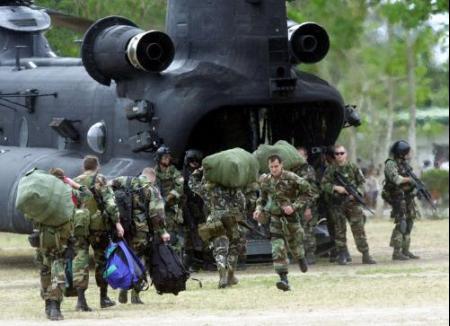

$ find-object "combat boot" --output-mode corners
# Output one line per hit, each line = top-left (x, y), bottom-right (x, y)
(298, 258), (309, 273)
(75, 289), (92, 312)
(100, 287), (116, 308)
(402, 250), (420, 260)
(392, 248), (409, 261)
(276, 272), (291, 292)
(218, 267), (228, 289)
(362, 252), (377, 265)
(337, 250), (348, 265)
(118, 290), (128, 304)
(329, 248), (337, 263)
(131, 290), (144, 305)
(48, 300), (64, 321)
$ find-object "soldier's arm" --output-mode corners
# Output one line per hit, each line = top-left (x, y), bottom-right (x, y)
(321, 166), (337, 195)
(188, 169), (207, 199)
(385, 160), (410, 186)
(148, 186), (168, 236)
(169, 168), (184, 201)
(98, 177), (120, 224)
(354, 165), (366, 195)
(292, 176), (319, 213)
(255, 176), (268, 213)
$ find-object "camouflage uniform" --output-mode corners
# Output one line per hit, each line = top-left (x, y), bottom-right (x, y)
(239, 182), (260, 266)
(256, 170), (318, 275)
(156, 165), (184, 255)
(383, 158), (418, 258)
(73, 171), (119, 299)
(112, 175), (167, 303)
(37, 184), (91, 315)
(189, 170), (246, 287)
(293, 163), (319, 262)
(322, 163), (374, 262)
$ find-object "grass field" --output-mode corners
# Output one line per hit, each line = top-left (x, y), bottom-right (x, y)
(0, 219), (448, 326)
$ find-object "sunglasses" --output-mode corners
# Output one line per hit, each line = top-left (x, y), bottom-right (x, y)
(335, 152), (346, 156)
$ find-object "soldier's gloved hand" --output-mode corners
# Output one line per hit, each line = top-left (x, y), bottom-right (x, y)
(161, 232), (171, 243)
(283, 205), (295, 216)
(253, 210), (263, 223)
(334, 185), (348, 195)
(304, 208), (313, 222)
(116, 222), (125, 238)
(166, 194), (176, 206)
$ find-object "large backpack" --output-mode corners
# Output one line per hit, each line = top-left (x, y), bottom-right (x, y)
(15, 169), (74, 227)
(103, 241), (148, 291)
(148, 241), (190, 296)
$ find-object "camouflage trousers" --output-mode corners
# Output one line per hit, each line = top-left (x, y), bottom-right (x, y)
(269, 214), (305, 274)
(300, 213), (317, 257)
(166, 209), (185, 257)
(35, 248), (66, 302)
(332, 202), (369, 254)
(72, 231), (109, 290)
(209, 214), (240, 272)
(389, 197), (417, 251)
(129, 230), (150, 267)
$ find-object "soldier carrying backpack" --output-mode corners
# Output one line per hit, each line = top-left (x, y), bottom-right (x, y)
(111, 168), (171, 304)
(16, 168), (93, 321)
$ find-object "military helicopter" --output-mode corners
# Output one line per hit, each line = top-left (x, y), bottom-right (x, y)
(0, 0), (360, 258)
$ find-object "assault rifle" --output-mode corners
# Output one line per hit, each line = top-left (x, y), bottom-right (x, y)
(238, 220), (270, 240)
(334, 171), (375, 215)
(403, 164), (437, 211)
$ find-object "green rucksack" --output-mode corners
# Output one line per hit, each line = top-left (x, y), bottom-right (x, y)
(254, 140), (306, 173)
(15, 169), (75, 227)
(203, 148), (259, 188)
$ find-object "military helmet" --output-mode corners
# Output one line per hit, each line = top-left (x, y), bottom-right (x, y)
(390, 140), (411, 158)
(184, 149), (203, 166)
(156, 145), (171, 162)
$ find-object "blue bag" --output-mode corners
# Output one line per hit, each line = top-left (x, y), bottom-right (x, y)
(103, 241), (148, 291)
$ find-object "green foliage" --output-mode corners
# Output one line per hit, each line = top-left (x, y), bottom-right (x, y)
(422, 169), (449, 202)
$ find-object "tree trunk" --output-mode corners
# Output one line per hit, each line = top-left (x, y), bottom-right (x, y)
(406, 31), (418, 169)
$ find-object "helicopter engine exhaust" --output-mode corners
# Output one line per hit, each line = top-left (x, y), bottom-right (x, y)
(288, 22), (330, 64)
(82, 16), (175, 86)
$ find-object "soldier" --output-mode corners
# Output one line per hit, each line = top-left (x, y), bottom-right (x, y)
(39, 168), (92, 320)
(155, 146), (185, 257)
(73, 156), (124, 311)
(322, 145), (376, 266)
(112, 168), (170, 304)
(293, 147), (319, 265)
(383, 140), (420, 261)
(182, 150), (207, 271)
(189, 168), (246, 288)
(253, 155), (318, 292)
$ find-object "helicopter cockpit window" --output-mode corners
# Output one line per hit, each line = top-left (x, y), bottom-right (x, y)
(19, 117), (29, 148)
(87, 122), (107, 154)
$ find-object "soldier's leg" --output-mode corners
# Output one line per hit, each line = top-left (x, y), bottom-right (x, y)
(270, 217), (291, 291)
(212, 235), (230, 289)
(89, 233), (115, 308)
(72, 236), (92, 312)
(47, 251), (65, 321)
(285, 218), (308, 273)
(333, 208), (348, 265)
(347, 205), (376, 264)
(129, 231), (148, 305)
(237, 225), (248, 270)
(35, 250), (51, 317)
(304, 221), (317, 264)
(390, 201), (410, 261)
(226, 224), (241, 286)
